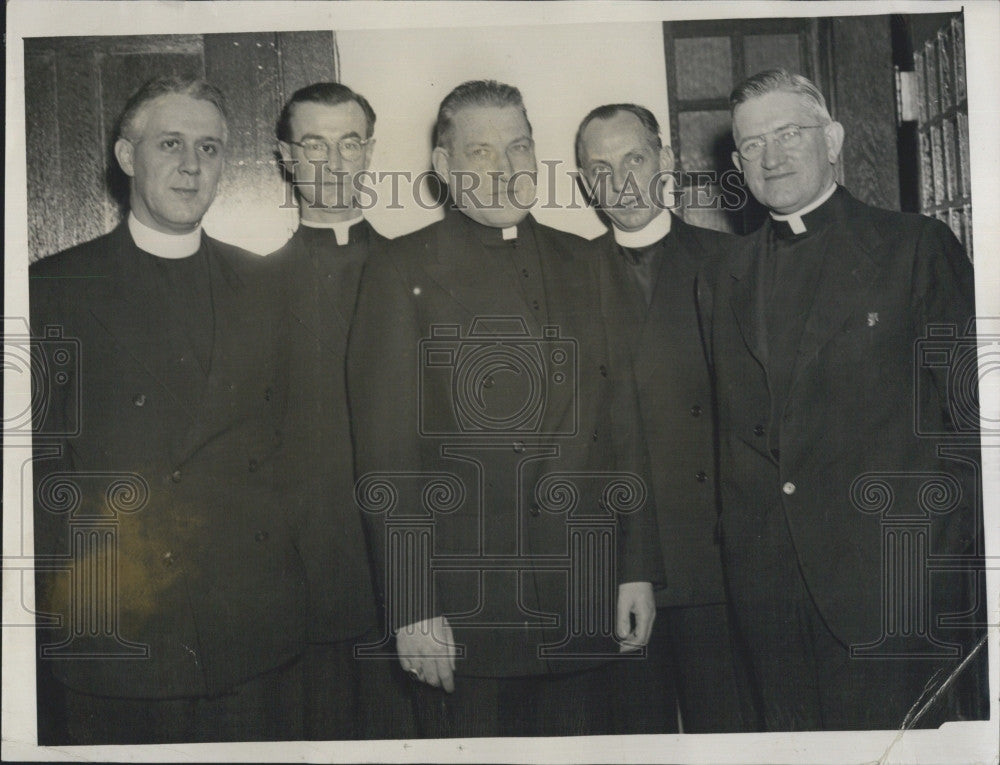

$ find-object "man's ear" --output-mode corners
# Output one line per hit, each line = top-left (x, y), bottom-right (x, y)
(431, 146), (451, 187)
(731, 150), (743, 173)
(114, 138), (136, 178)
(658, 144), (675, 174)
(824, 121), (845, 164)
(277, 140), (293, 165)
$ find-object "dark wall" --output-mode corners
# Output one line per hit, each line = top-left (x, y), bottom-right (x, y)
(821, 15), (900, 212)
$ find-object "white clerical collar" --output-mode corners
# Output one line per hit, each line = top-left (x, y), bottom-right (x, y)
(612, 208), (673, 250)
(501, 225), (517, 241)
(128, 213), (201, 259)
(770, 183), (837, 235)
(300, 214), (364, 246)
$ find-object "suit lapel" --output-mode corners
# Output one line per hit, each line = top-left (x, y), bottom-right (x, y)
(727, 229), (768, 368)
(287, 224), (369, 357)
(173, 237), (251, 463)
(785, 196), (883, 396)
(632, 216), (702, 386)
(530, 219), (593, 446)
(317, 221), (371, 347)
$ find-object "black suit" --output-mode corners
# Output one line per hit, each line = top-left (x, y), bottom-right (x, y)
(347, 210), (663, 736)
(270, 221), (381, 642)
(30, 224), (306, 742)
(268, 220), (416, 739)
(699, 187), (987, 729)
(598, 213), (755, 733)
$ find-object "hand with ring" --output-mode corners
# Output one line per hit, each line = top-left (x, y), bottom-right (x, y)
(396, 615), (457, 693)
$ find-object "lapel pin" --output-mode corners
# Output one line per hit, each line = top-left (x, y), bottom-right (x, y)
(412, 286), (422, 296)
(867, 312), (879, 327)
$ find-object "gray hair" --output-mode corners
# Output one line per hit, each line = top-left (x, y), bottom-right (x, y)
(729, 69), (832, 125)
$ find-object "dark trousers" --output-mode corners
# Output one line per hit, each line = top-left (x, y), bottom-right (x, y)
(410, 663), (624, 738)
(724, 502), (987, 731)
(304, 636), (417, 740)
(58, 657), (303, 745)
(611, 603), (757, 733)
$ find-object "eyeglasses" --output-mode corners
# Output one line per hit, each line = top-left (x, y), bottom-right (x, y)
(736, 124), (825, 162)
(287, 137), (369, 161)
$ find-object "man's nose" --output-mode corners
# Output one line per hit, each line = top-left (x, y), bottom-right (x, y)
(496, 150), (517, 180)
(325, 144), (345, 171)
(178, 145), (201, 174)
(760, 136), (787, 168)
(611, 166), (630, 194)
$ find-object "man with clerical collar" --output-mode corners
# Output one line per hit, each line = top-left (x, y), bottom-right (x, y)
(29, 76), (306, 744)
(347, 79), (663, 738)
(268, 82), (414, 739)
(574, 103), (755, 734)
(698, 68), (987, 730)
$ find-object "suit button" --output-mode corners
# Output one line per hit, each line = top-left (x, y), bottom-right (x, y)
(531, 299), (540, 310)
(690, 405), (702, 417)
(696, 471), (708, 483)
(254, 530), (269, 542)
(513, 441), (525, 453)
(592, 430), (599, 441)
(521, 268), (529, 278)
(162, 551), (175, 566)
(529, 504), (541, 517)
(170, 470), (182, 483)
(599, 365), (608, 377)
(264, 387), (273, 402)
(483, 376), (495, 389)
(753, 424), (765, 436)
(133, 393), (146, 407)
(248, 459), (258, 472)
(782, 482), (796, 495)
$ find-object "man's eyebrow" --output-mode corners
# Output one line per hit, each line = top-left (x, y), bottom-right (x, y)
(743, 123), (798, 140)
(154, 130), (225, 143)
(298, 130), (364, 141)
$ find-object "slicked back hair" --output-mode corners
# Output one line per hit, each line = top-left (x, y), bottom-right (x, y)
(118, 76), (228, 142)
(276, 81), (377, 142)
(575, 103), (662, 167)
(729, 69), (833, 127)
(433, 79), (532, 151)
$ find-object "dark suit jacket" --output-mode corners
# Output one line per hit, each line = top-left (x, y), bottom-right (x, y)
(268, 221), (383, 642)
(347, 211), (663, 677)
(699, 187), (981, 649)
(598, 214), (734, 609)
(30, 223), (306, 699)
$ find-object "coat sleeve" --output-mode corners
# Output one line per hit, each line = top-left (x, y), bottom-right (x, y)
(346, 247), (439, 631)
(911, 217), (977, 434)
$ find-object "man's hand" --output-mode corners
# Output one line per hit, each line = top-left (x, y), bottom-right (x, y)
(396, 616), (457, 692)
(616, 581), (655, 652)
